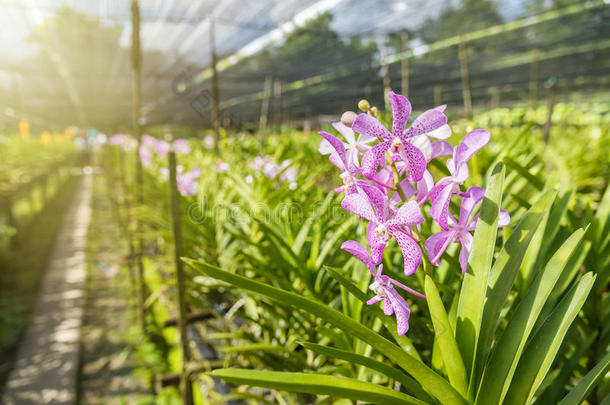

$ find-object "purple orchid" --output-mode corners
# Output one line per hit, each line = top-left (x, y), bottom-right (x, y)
(142, 134), (157, 148)
(426, 129), (490, 229)
(341, 240), (425, 336)
(319, 122), (375, 168)
(177, 168), (201, 197)
(342, 192), (424, 275)
(139, 144), (153, 168)
(356, 92), (447, 182)
(425, 186), (510, 273)
(173, 139), (191, 154)
(318, 130), (363, 194)
(154, 140), (171, 156)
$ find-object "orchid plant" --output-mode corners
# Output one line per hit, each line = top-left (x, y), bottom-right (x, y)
(318, 91), (509, 335)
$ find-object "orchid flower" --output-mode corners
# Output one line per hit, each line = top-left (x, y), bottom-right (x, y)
(177, 168), (201, 197)
(407, 105), (452, 161)
(318, 130), (363, 194)
(342, 192), (424, 275)
(217, 161), (230, 173)
(356, 91), (447, 182)
(425, 186), (510, 273)
(426, 129), (491, 229)
(341, 240), (425, 336)
(142, 134), (157, 148)
(139, 144), (153, 168)
(173, 139), (191, 154)
(154, 140), (171, 156)
(204, 135), (215, 150)
(319, 122), (375, 168)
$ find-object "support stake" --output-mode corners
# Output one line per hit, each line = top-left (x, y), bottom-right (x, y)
(458, 38), (472, 118)
(168, 151), (193, 405)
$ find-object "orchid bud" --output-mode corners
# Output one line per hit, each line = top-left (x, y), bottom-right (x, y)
(358, 99), (371, 112)
(340, 111), (357, 127)
(369, 106), (379, 118)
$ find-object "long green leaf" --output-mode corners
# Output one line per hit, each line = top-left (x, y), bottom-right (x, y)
(475, 228), (586, 404)
(472, 190), (556, 390)
(301, 342), (433, 402)
(425, 275), (468, 397)
(208, 369), (428, 405)
(503, 272), (596, 404)
(456, 162), (504, 389)
(558, 350), (610, 405)
(186, 259), (465, 405)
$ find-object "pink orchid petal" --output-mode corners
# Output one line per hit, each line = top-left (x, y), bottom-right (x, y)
(401, 142), (427, 182)
(453, 129), (490, 165)
(387, 289), (411, 335)
(360, 183), (388, 222)
(389, 91), (412, 137)
(332, 121), (356, 144)
(367, 296), (382, 305)
(427, 124), (452, 140)
(318, 131), (347, 166)
(318, 139), (334, 155)
(341, 193), (376, 222)
(430, 141), (453, 159)
(424, 230), (453, 265)
(430, 183), (454, 230)
(389, 229), (422, 275)
(341, 240), (376, 275)
(404, 109), (447, 138)
(458, 231), (474, 274)
(385, 200), (424, 228)
(383, 298), (394, 316)
(459, 186), (485, 225)
(352, 113), (392, 141)
(498, 209), (510, 228)
(417, 170), (435, 202)
(361, 140), (391, 179)
(366, 221), (386, 264)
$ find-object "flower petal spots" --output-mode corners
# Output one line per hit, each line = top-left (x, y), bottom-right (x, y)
(389, 91), (412, 137)
(402, 142), (427, 182)
(404, 109), (447, 138)
(361, 140), (391, 179)
(318, 131), (347, 166)
(352, 113), (392, 141)
(341, 193), (376, 222)
(341, 240), (376, 275)
(390, 228), (422, 275)
(385, 200), (424, 228)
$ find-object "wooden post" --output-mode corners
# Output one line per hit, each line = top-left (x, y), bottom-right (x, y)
(380, 36), (391, 111)
(168, 151), (193, 405)
(529, 49), (540, 106)
(259, 75), (272, 132)
(458, 38), (472, 118)
(434, 85), (442, 107)
(131, 0), (146, 332)
(400, 32), (409, 98)
(543, 77), (557, 144)
(489, 86), (500, 109)
(273, 78), (282, 129)
(209, 18), (221, 155)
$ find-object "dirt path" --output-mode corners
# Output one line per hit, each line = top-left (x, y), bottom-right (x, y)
(77, 172), (150, 404)
(2, 173), (92, 405)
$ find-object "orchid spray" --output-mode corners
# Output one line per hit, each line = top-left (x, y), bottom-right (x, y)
(319, 91), (509, 335)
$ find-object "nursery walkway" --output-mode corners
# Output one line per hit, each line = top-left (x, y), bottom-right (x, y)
(2, 172), (92, 405)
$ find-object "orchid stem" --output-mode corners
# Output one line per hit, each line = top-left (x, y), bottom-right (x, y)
(390, 159), (407, 202)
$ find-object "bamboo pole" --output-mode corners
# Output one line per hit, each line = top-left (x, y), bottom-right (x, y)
(131, 0), (146, 332)
(434, 85), (442, 106)
(210, 18), (221, 155)
(380, 36), (391, 110)
(273, 78), (282, 129)
(401, 32), (409, 98)
(543, 77), (557, 144)
(168, 151), (194, 405)
(458, 37), (472, 118)
(529, 49), (540, 106)
(259, 75), (272, 132)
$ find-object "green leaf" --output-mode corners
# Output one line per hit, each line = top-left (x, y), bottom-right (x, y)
(558, 350), (610, 405)
(208, 369), (428, 405)
(301, 342), (433, 402)
(456, 162), (505, 386)
(503, 272), (596, 404)
(472, 190), (556, 391)
(475, 228), (586, 404)
(425, 275), (468, 397)
(186, 259), (465, 405)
